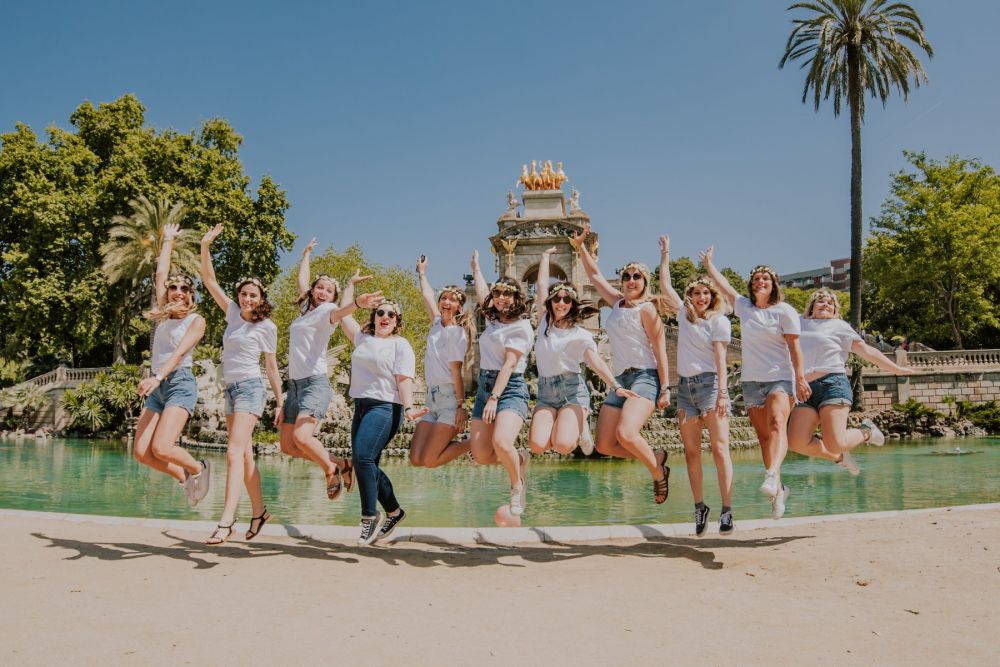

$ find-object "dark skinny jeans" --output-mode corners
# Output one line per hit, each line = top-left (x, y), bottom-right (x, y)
(351, 397), (403, 518)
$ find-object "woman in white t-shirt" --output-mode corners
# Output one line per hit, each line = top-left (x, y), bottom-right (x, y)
(340, 288), (427, 546)
(199, 224), (284, 545)
(529, 247), (638, 456)
(787, 289), (912, 474)
(410, 255), (473, 468)
(658, 235), (735, 536)
(469, 250), (533, 516)
(571, 224), (673, 505)
(133, 223), (210, 507)
(280, 240), (382, 503)
(702, 247), (809, 519)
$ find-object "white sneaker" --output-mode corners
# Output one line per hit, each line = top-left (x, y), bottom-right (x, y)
(759, 471), (779, 498)
(509, 483), (525, 516)
(771, 484), (790, 519)
(836, 451), (861, 476)
(861, 419), (885, 446)
(188, 459), (211, 507)
(578, 426), (595, 456)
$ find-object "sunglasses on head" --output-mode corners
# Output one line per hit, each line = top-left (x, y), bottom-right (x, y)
(621, 272), (644, 282)
(551, 294), (574, 305)
(375, 309), (398, 319)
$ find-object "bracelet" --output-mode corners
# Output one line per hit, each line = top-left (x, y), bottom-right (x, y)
(489, 392), (500, 401)
(659, 386), (670, 395)
(353, 297), (360, 308)
(611, 383), (622, 392)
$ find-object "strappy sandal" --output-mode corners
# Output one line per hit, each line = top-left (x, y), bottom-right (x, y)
(341, 459), (354, 493)
(206, 519), (236, 546)
(653, 451), (670, 504)
(326, 464), (344, 500)
(245, 508), (271, 541)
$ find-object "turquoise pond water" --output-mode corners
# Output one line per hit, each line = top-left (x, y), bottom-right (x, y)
(1, 437), (998, 527)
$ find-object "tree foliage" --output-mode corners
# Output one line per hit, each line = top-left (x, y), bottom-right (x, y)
(863, 152), (1000, 349)
(0, 94), (294, 373)
(61, 364), (144, 434)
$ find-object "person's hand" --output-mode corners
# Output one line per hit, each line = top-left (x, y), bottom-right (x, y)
(795, 376), (812, 402)
(897, 366), (915, 376)
(656, 389), (671, 411)
(162, 223), (181, 242)
(302, 238), (317, 257)
(416, 255), (428, 275)
(405, 406), (430, 421)
(201, 223), (223, 247)
(137, 376), (161, 397)
(355, 292), (384, 309)
(542, 246), (557, 257)
(454, 405), (468, 433)
(658, 234), (670, 259)
(716, 394), (730, 419)
(471, 250), (480, 271)
(614, 386), (641, 400)
(569, 223), (590, 251)
(482, 396), (498, 424)
(698, 245), (714, 267)
(349, 269), (372, 286)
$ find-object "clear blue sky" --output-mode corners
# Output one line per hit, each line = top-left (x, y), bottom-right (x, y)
(4, 1), (998, 287)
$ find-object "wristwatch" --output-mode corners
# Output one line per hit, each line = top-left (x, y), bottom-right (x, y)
(489, 392), (500, 401)
(154, 372), (165, 382)
(611, 383), (622, 392)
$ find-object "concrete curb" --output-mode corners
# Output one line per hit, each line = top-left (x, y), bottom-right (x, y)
(2, 503), (998, 545)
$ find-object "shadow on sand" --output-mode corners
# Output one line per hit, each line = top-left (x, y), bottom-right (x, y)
(32, 528), (811, 572)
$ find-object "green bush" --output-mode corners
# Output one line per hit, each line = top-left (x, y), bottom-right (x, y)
(892, 398), (944, 429)
(957, 400), (1000, 434)
(62, 365), (143, 434)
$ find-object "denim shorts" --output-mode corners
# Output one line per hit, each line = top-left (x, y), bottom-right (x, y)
(604, 367), (661, 409)
(742, 379), (794, 410)
(283, 374), (333, 422)
(224, 377), (266, 417)
(471, 369), (529, 421)
(535, 372), (590, 411)
(798, 373), (853, 411)
(421, 383), (461, 425)
(144, 367), (197, 415)
(676, 372), (729, 420)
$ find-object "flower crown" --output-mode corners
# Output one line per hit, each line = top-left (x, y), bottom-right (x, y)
(236, 276), (265, 291)
(313, 274), (340, 291)
(164, 274), (194, 289)
(750, 265), (777, 278)
(684, 277), (717, 292)
(375, 300), (402, 315)
(438, 286), (465, 301)
(490, 281), (519, 295)
(546, 282), (579, 301)
(619, 262), (650, 277)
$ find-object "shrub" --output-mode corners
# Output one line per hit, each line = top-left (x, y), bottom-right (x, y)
(63, 365), (143, 434)
(957, 400), (1000, 434)
(892, 398), (943, 430)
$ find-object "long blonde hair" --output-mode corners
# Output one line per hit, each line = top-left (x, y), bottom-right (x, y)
(145, 275), (198, 322)
(619, 261), (673, 316)
(683, 276), (727, 323)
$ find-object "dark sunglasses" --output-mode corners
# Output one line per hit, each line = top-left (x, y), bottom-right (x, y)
(491, 288), (515, 298)
(551, 295), (574, 305)
(621, 272), (644, 282)
(168, 284), (192, 293)
(375, 309), (398, 319)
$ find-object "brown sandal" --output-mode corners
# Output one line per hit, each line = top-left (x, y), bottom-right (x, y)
(245, 508), (271, 541)
(341, 459), (354, 493)
(653, 451), (670, 504)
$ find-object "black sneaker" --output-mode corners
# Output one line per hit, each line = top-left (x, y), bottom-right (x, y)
(695, 505), (711, 536)
(357, 512), (383, 546)
(719, 510), (734, 535)
(376, 508), (406, 543)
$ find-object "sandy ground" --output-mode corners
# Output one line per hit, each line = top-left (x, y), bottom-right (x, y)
(1, 507), (996, 666)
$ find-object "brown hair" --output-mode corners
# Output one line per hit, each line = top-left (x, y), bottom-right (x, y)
(479, 276), (529, 321)
(682, 276), (727, 323)
(235, 278), (273, 322)
(295, 275), (340, 314)
(746, 265), (783, 307)
(362, 300), (404, 336)
(803, 288), (842, 319)
(438, 286), (474, 350)
(543, 282), (600, 335)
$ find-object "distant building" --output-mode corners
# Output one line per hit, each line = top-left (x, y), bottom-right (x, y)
(781, 258), (850, 291)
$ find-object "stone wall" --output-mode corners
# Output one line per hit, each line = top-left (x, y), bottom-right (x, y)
(861, 370), (1000, 412)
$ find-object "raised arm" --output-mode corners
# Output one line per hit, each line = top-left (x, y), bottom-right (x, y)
(199, 224), (231, 312)
(296, 238), (317, 300)
(851, 340), (914, 375)
(154, 223), (180, 308)
(471, 250), (489, 306)
(332, 269), (382, 325)
(699, 245), (737, 308)
(535, 247), (556, 320)
(640, 304), (671, 409)
(340, 314), (362, 344)
(570, 223), (621, 305)
(416, 254), (439, 319)
(657, 235), (682, 311)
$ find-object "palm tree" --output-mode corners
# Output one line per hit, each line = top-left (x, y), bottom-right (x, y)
(100, 195), (200, 362)
(779, 0), (933, 330)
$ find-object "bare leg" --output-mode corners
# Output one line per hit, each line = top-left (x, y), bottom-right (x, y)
(410, 421), (469, 468)
(818, 404), (865, 454)
(704, 412), (733, 507)
(149, 406), (201, 476)
(747, 406), (771, 470)
(218, 413), (259, 525)
(469, 419), (499, 465)
(787, 406), (837, 461)
(528, 407), (557, 454)
(491, 411), (525, 487)
(594, 405), (631, 459)
(679, 410), (705, 503)
(291, 417), (341, 475)
(763, 392), (794, 484)
(613, 397), (660, 478)
(133, 409), (187, 482)
(551, 406), (587, 455)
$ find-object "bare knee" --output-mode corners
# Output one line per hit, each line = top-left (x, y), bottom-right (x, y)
(683, 444), (702, 463)
(470, 447), (493, 465)
(408, 450), (425, 467)
(552, 432), (577, 453)
(710, 441), (731, 464)
(615, 426), (638, 445)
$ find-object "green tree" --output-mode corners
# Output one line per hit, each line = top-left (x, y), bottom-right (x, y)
(270, 244), (431, 381)
(863, 152), (1000, 349)
(100, 195), (201, 361)
(780, 0), (933, 330)
(0, 383), (50, 430)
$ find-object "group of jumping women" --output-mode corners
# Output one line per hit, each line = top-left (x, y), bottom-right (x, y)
(133, 221), (912, 546)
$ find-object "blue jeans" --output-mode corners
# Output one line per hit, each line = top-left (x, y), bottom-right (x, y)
(283, 374), (333, 422)
(742, 380), (794, 410)
(471, 370), (529, 421)
(143, 368), (197, 415)
(677, 372), (728, 420)
(224, 377), (266, 416)
(604, 367), (660, 409)
(351, 398), (403, 518)
(536, 372), (590, 411)
(798, 373), (853, 411)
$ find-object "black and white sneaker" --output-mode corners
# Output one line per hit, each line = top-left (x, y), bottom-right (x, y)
(719, 510), (734, 535)
(695, 505), (711, 536)
(357, 512), (384, 546)
(375, 508), (406, 543)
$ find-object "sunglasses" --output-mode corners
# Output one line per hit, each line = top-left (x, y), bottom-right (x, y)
(621, 272), (644, 282)
(551, 294), (574, 305)
(167, 284), (192, 293)
(375, 309), (398, 319)
(491, 287), (516, 297)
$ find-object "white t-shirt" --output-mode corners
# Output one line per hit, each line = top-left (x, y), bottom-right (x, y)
(534, 316), (597, 377)
(479, 318), (533, 374)
(734, 296), (800, 382)
(221, 301), (278, 384)
(349, 332), (416, 404)
(799, 317), (861, 375)
(424, 317), (468, 388)
(604, 300), (657, 375)
(288, 302), (338, 380)
(676, 305), (731, 378)
(151, 313), (199, 375)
